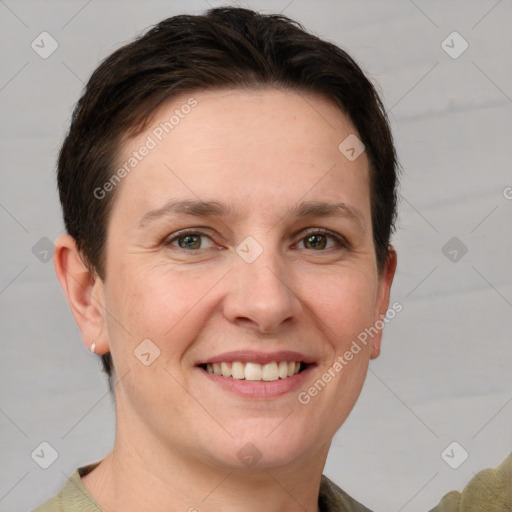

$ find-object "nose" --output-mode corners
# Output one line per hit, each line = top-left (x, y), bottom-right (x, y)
(222, 249), (302, 333)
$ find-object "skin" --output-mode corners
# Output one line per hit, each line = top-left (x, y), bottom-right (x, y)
(55, 88), (397, 512)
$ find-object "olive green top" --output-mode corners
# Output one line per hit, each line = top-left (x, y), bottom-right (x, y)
(32, 453), (512, 511)
(31, 461), (372, 512)
(429, 452), (512, 512)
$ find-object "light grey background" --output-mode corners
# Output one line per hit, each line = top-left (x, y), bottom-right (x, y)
(1, 1), (511, 511)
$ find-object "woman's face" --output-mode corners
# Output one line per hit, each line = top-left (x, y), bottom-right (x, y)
(96, 88), (395, 469)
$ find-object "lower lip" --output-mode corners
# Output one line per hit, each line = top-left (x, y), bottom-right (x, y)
(198, 365), (315, 399)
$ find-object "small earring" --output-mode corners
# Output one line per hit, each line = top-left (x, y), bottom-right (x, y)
(90, 342), (96, 354)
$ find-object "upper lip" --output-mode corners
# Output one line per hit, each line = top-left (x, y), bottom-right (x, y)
(196, 350), (315, 366)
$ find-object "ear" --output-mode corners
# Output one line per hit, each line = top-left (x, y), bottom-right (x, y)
(370, 247), (397, 359)
(53, 234), (109, 354)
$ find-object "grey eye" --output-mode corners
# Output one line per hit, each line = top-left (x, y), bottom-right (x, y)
(177, 234), (202, 249)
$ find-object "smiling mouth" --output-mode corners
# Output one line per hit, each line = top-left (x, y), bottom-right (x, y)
(198, 361), (310, 382)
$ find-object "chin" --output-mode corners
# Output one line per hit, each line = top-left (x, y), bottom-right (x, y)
(207, 422), (320, 471)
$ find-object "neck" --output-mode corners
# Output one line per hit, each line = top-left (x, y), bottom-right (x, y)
(81, 412), (328, 512)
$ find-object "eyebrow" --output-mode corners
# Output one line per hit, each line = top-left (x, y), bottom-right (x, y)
(138, 199), (365, 230)
(290, 200), (366, 230)
(138, 200), (231, 226)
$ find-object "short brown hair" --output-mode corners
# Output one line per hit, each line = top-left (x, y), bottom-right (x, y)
(57, 7), (399, 386)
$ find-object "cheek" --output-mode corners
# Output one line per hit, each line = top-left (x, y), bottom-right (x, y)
(301, 267), (378, 350)
(103, 263), (223, 365)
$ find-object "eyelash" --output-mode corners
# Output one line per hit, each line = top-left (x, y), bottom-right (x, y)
(163, 228), (350, 251)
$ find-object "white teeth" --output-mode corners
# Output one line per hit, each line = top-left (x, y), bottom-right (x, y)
(244, 362), (262, 381)
(221, 361), (232, 378)
(231, 361), (245, 379)
(262, 362), (279, 381)
(204, 360), (303, 380)
(278, 361), (289, 379)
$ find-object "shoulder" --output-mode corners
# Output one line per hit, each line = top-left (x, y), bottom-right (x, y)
(32, 462), (104, 512)
(319, 474), (373, 512)
(32, 493), (61, 512)
(429, 453), (512, 512)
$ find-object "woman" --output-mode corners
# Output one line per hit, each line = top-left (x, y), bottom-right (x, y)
(35, 6), (399, 511)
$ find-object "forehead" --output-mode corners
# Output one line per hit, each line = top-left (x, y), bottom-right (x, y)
(112, 87), (370, 219)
